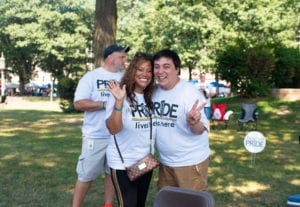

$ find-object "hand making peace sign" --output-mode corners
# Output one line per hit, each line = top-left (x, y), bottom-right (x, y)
(186, 99), (206, 126)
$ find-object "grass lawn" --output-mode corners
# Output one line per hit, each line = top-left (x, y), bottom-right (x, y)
(0, 97), (299, 206)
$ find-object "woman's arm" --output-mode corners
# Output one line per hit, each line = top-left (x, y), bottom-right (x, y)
(106, 80), (126, 135)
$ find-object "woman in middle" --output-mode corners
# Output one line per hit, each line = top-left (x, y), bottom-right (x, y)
(105, 52), (155, 207)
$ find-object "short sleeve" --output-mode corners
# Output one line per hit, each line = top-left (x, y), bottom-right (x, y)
(74, 73), (92, 102)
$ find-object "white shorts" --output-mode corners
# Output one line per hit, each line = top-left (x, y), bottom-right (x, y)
(76, 137), (110, 182)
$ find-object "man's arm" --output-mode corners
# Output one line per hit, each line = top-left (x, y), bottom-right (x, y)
(186, 100), (207, 134)
(207, 84), (217, 98)
(74, 99), (105, 112)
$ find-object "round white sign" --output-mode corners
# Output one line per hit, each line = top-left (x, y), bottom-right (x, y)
(244, 131), (266, 153)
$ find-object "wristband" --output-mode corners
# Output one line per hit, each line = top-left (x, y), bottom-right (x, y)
(114, 106), (123, 111)
(102, 101), (106, 110)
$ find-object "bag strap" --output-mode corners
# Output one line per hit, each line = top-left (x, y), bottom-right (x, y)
(113, 134), (125, 164)
(114, 115), (153, 166)
(149, 115), (153, 154)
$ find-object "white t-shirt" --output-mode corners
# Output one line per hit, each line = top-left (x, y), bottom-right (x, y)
(74, 67), (122, 139)
(195, 81), (215, 107)
(105, 93), (154, 170)
(152, 79), (210, 167)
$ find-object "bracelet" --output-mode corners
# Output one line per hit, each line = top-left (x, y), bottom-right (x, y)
(102, 101), (106, 110)
(114, 106), (123, 111)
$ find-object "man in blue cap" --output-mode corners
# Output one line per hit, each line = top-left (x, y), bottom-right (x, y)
(72, 44), (130, 207)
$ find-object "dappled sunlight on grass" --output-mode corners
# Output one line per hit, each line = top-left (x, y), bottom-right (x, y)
(64, 185), (76, 194)
(227, 181), (270, 194)
(0, 109), (85, 206)
(63, 117), (83, 123)
(0, 127), (25, 137)
(264, 131), (295, 144)
(207, 99), (300, 206)
(211, 154), (224, 163)
(0, 132), (15, 137)
(1, 99), (299, 206)
(19, 161), (32, 166)
(65, 149), (81, 154)
(280, 133), (296, 141)
(258, 99), (290, 113)
(1, 152), (19, 161)
(17, 154), (61, 168)
(290, 179), (300, 185)
(211, 168), (235, 185)
(38, 161), (56, 167)
(210, 132), (236, 142)
(284, 164), (300, 171)
(1, 150), (61, 168)
(31, 120), (58, 127)
(225, 148), (247, 155)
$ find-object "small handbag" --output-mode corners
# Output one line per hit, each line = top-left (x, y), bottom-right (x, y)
(114, 116), (159, 181)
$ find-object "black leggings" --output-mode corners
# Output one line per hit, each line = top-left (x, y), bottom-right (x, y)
(111, 168), (153, 207)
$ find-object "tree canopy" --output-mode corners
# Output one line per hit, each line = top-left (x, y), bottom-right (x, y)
(0, 0), (93, 94)
(0, 0), (299, 99)
(117, 0), (300, 95)
(117, 0), (298, 69)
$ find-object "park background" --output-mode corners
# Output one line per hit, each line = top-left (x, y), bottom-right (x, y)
(1, 96), (299, 206)
(0, 0), (299, 105)
(0, 0), (300, 206)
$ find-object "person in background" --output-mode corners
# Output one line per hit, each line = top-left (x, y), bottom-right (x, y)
(105, 52), (155, 207)
(152, 49), (210, 191)
(195, 72), (216, 127)
(72, 44), (130, 207)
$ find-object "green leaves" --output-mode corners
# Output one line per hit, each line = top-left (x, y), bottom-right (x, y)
(0, 0), (93, 95)
(117, 0), (223, 75)
(117, 0), (298, 75)
(117, 0), (299, 96)
(217, 42), (277, 97)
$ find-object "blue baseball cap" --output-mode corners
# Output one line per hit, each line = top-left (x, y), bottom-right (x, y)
(103, 44), (130, 59)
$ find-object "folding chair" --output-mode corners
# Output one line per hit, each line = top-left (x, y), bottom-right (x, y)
(238, 103), (259, 130)
(153, 186), (215, 207)
(211, 103), (233, 129)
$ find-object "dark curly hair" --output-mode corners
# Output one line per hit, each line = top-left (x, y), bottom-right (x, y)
(120, 52), (155, 112)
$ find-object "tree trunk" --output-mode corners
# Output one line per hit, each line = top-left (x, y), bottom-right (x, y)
(188, 66), (192, 81)
(94, 0), (117, 67)
(18, 67), (27, 96)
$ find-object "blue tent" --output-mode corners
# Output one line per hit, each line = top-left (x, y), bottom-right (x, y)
(210, 82), (226, 87)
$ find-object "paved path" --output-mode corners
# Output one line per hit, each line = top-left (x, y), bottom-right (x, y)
(1, 96), (61, 111)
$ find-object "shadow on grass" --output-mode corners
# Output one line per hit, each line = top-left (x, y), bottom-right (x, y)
(1, 99), (299, 207)
(209, 99), (300, 207)
(0, 109), (154, 206)
(0, 110), (84, 206)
